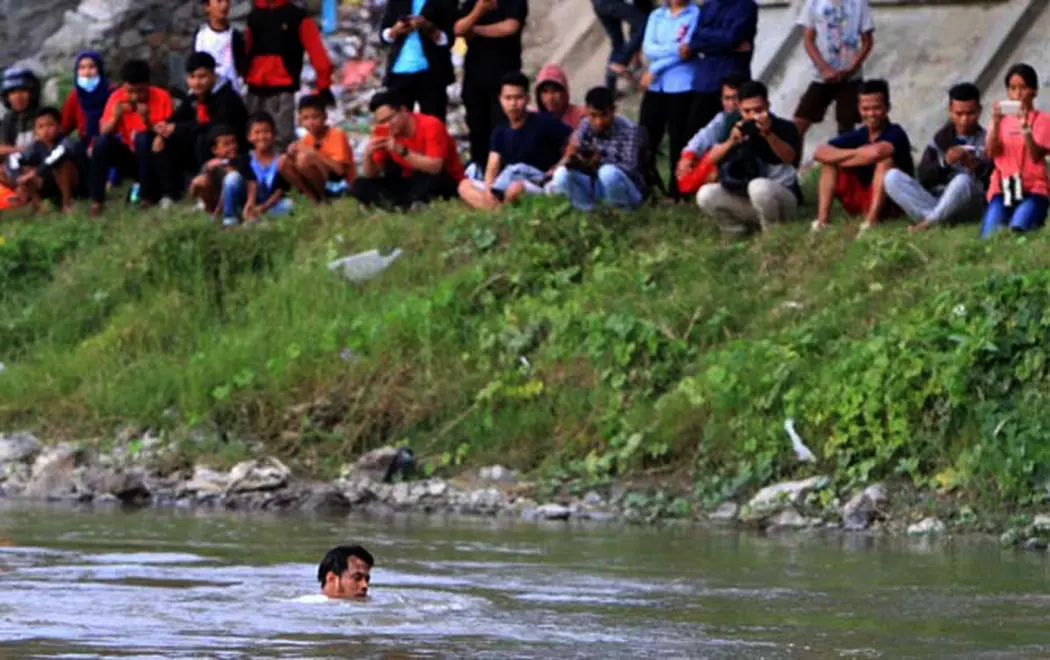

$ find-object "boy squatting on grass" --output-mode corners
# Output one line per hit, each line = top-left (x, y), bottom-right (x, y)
(189, 113), (293, 227)
(281, 94), (356, 203)
(10, 107), (83, 214)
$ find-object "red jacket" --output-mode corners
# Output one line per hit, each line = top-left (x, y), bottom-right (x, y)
(244, 0), (332, 93)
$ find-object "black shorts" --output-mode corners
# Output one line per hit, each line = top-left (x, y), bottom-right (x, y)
(794, 80), (862, 134)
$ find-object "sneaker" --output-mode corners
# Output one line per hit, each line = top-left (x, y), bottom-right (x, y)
(222, 217), (240, 227)
(159, 197), (174, 210)
(857, 221), (875, 236)
(195, 200), (206, 212)
(810, 220), (829, 233)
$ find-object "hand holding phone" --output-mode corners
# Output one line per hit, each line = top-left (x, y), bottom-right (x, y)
(1000, 100), (1022, 117)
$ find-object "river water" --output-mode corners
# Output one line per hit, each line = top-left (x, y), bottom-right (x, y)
(1, 503), (1049, 658)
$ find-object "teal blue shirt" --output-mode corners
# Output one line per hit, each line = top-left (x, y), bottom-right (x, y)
(392, 0), (429, 74)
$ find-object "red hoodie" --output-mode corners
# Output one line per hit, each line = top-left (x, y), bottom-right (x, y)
(533, 64), (586, 130)
(244, 0), (332, 93)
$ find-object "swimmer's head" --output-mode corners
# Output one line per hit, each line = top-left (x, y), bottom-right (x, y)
(318, 544), (374, 599)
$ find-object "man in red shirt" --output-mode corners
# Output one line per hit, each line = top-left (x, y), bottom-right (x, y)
(88, 60), (174, 215)
(354, 90), (464, 210)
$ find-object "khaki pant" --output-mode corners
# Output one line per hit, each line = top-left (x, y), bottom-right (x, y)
(696, 179), (799, 233)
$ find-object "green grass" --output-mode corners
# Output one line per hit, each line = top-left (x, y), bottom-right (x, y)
(4, 187), (1050, 510)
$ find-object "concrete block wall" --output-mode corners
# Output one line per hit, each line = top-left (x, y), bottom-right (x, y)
(550, 0), (1050, 161)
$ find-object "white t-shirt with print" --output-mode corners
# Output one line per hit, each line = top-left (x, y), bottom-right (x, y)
(798, 0), (875, 82)
(194, 25), (245, 94)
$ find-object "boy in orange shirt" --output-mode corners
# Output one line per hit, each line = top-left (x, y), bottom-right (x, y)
(88, 60), (174, 215)
(281, 94), (355, 202)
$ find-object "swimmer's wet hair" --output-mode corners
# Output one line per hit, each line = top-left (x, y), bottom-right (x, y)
(317, 544), (374, 585)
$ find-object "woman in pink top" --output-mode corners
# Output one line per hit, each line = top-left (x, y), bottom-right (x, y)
(981, 63), (1050, 237)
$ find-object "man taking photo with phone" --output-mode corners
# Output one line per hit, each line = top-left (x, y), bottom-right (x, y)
(379, 0), (456, 121)
(695, 80), (802, 233)
(354, 90), (464, 210)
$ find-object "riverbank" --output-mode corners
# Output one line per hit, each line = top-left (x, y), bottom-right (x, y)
(5, 430), (1050, 552)
(5, 194), (1050, 547)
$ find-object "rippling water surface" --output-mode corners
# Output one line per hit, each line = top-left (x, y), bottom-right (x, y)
(1, 502), (1050, 658)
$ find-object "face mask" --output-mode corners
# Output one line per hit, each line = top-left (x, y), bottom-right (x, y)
(77, 75), (100, 93)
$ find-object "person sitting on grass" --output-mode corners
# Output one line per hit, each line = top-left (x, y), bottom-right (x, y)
(89, 60), (174, 215)
(0, 67), (42, 209)
(60, 51), (114, 157)
(191, 113), (293, 227)
(458, 71), (571, 211)
(979, 63), (1050, 238)
(13, 107), (83, 214)
(281, 94), (356, 203)
(534, 63), (586, 129)
(884, 82), (992, 233)
(695, 80), (801, 233)
(188, 123), (241, 221)
(676, 75), (745, 197)
(549, 85), (646, 212)
(152, 52), (249, 207)
(810, 78), (913, 234)
(355, 90), (464, 211)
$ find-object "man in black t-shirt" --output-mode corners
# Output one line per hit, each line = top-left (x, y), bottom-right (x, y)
(695, 81), (802, 233)
(454, 0), (528, 169)
(458, 71), (571, 210)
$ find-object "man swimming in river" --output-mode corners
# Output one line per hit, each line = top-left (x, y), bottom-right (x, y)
(317, 544), (373, 599)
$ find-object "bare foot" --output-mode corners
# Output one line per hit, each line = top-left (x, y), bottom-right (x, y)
(908, 220), (931, 233)
(88, 202), (103, 217)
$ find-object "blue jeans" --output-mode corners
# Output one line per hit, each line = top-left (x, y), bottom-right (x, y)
(551, 164), (643, 211)
(221, 171), (293, 224)
(492, 163), (547, 193)
(593, 0), (646, 90)
(980, 194), (1049, 238)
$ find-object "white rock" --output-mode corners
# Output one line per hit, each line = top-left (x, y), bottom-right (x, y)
(478, 465), (516, 484)
(746, 476), (830, 518)
(181, 466), (228, 494)
(425, 479), (448, 498)
(0, 432), (42, 465)
(1032, 514), (1050, 533)
(708, 502), (740, 522)
(907, 517), (947, 536)
(536, 503), (572, 521)
(767, 507), (810, 529)
(225, 457), (290, 493)
(841, 483), (888, 531)
(581, 491), (604, 508)
(349, 446), (399, 483)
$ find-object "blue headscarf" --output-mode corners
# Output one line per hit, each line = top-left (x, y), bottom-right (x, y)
(73, 50), (111, 142)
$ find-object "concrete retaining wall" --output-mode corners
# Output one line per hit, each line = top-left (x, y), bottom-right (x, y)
(546, 0), (1050, 160)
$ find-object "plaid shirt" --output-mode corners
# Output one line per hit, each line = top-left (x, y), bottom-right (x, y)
(575, 115), (645, 190)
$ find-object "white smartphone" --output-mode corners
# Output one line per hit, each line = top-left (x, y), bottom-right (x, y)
(1000, 99), (1022, 115)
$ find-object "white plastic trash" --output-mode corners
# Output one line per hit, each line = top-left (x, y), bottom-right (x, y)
(327, 248), (402, 283)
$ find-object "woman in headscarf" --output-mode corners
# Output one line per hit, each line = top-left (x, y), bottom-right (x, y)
(60, 51), (113, 152)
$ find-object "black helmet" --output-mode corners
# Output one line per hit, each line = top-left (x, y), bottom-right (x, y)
(1, 67), (41, 109)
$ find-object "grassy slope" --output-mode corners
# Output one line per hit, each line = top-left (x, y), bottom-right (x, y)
(3, 187), (1050, 510)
